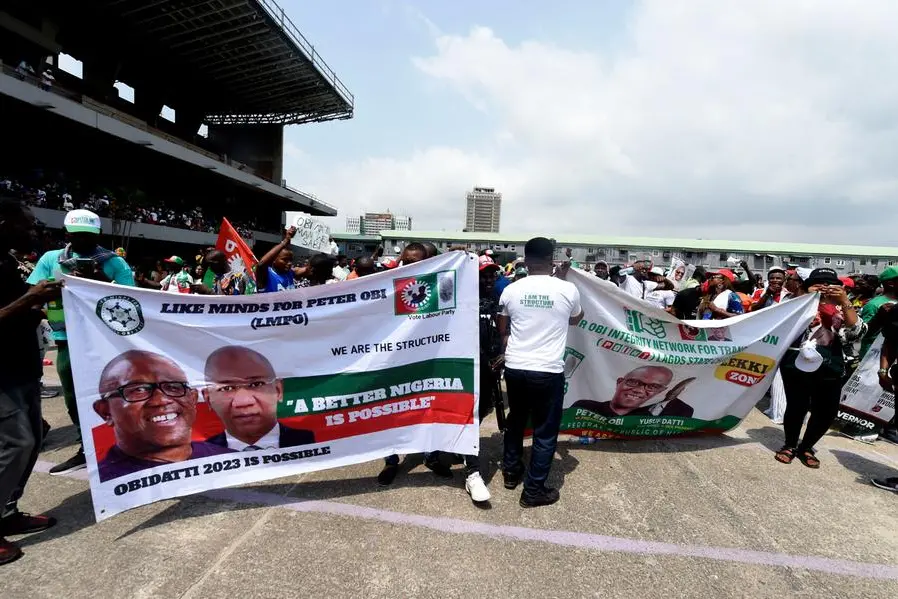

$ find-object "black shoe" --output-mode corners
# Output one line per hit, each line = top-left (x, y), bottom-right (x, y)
(520, 487), (560, 508)
(48, 449), (86, 476)
(425, 457), (453, 479)
(871, 477), (898, 493)
(377, 464), (399, 486)
(502, 470), (523, 490)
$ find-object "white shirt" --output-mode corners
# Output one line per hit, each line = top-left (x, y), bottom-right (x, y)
(499, 275), (582, 373)
(225, 425), (280, 451)
(160, 272), (195, 293)
(332, 265), (348, 281)
(620, 275), (657, 300)
(645, 289), (676, 310)
(712, 291), (732, 310)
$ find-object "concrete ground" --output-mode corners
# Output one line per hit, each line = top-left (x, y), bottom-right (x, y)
(5, 353), (898, 598)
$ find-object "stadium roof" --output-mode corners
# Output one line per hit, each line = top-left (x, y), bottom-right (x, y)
(378, 231), (898, 258)
(61, 0), (353, 125)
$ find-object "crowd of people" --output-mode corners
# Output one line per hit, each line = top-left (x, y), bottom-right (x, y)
(3, 202), (898, 565)
(2, 174), (271, 241)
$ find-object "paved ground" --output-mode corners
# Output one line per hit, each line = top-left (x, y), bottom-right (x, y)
(5, 354), (898, 598)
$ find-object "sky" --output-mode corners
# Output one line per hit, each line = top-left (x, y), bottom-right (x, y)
(92, 0), (898, 244)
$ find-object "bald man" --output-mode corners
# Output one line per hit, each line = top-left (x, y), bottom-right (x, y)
(93, 350), (233, 482)
(572, 365), (694, 418)
(203, 346), (314, 450)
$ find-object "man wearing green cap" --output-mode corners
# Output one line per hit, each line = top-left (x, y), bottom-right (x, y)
(858, 266), (898, 359)
(27, 209), (134, 475)
(159, 256), (194, 294)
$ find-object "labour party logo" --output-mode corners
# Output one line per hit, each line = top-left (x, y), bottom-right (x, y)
(394, 270), (457, 315)
(96, 295), (145, 336)
(624, 308), (667, 339)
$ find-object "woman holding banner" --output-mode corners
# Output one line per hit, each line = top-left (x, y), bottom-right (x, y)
(698, 270), (743, 320)
(775, 268), (865, 468)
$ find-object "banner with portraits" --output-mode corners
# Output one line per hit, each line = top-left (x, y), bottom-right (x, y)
(62, 252), (478, 520)
(561, 271), (818, 438)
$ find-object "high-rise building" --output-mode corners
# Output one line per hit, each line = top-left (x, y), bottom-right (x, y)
(465, 187), (502, 233)
(342, 211), (412, 234)
(393, 215), (412, 231)
(345, 216), (361, 234)
(362, 212), (395, 235)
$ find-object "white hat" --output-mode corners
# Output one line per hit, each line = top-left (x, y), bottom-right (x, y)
(795, 267), (813, 282)
(795, 340), (824, 373)
(64, 209), (101, 234)
(650, 266), (665, 276)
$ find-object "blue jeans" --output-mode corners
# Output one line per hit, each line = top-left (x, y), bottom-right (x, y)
(502, 368), (565, 494)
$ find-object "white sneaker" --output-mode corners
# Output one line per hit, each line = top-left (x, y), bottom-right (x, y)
(465, 472), (491, 503)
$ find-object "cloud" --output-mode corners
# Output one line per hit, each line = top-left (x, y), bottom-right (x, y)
(299, 0), (898, 243)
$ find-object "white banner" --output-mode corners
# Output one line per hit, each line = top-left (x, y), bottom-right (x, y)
(562, 270), (818, 438)
(839, 335), (896, 428)
(284, 210), (331, 254)
(62, 252), (478, 520)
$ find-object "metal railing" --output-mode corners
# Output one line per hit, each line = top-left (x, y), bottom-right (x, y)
(281, 183), (336, 212)
(254, 0), (354, 110)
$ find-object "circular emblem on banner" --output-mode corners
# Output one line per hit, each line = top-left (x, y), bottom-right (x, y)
(96, 295), (145, 336)
(399, 279), (432, 310)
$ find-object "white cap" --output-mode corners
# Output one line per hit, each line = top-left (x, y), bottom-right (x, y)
(795, 340), (824, 373)
(64, 209), (101, 234)
(650, 266), (665, 276)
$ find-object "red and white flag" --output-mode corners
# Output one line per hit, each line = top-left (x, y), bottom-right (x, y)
(212, 218), (258, 288)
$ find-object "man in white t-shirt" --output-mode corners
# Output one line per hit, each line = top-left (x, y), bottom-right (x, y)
(644, 267), (676, 311)
(498, 237), (583, 508)
(619, 257), (657, 300)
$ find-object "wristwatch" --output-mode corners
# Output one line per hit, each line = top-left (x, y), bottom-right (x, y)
(878, 368), (890, 377)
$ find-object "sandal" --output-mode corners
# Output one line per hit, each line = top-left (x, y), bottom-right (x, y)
(797, 449), (820, 469)
(774, 446), (796, 464)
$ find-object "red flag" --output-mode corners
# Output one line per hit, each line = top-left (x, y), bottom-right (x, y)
(215, 218), (258, 284)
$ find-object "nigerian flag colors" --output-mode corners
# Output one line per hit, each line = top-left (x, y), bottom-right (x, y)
(393, 271), (457, 315)
(62, 252), (478, 521)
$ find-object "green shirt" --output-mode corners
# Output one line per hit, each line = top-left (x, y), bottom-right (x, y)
(27, 248), (135, 341)
(859, 295), (898, 358)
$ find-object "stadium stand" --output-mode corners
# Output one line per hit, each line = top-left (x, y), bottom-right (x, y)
(0, 0), (352, 257)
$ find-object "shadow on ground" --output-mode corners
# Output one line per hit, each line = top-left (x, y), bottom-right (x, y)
(14, 490), (94, 549)
(573, 432), (756, 455)
(830, 449), (898, 487)
(744, 426), (787, 452)
(41, 424), (79, 451)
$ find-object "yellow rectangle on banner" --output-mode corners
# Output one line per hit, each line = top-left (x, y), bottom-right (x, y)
(714, 353), (777, 387)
